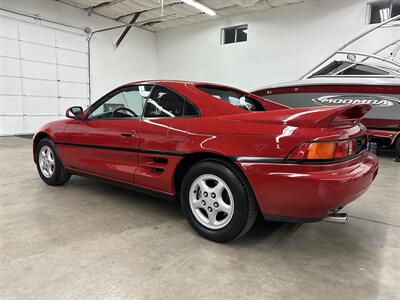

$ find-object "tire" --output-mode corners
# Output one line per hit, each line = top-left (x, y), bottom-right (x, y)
(35, 138), (71, 186)
(180, 159), (258, 243)
(395, 137), (400, 161)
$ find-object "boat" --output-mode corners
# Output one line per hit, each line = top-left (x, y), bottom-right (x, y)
(253, 15), (400, 160)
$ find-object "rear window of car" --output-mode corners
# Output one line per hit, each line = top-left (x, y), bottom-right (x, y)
(196, 86), (265, 112)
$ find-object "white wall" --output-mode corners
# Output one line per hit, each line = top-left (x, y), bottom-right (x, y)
(155, 0), (399, 91)
(0, 0), (156, 102)
(2, 0), (397, 99)
(1, 0), (398, 131)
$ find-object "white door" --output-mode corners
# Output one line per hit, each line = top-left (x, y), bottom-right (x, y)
(0, 14), (89, 135)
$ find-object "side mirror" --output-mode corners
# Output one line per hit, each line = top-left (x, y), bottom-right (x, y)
(66, 106), (85, 120)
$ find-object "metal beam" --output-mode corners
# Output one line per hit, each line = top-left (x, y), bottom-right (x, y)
(116, 1), (182, 21)
(86, 0), (126, 16)
(54, 0), (158, 33)
(115, 12), (141, 48)
(55, 0), (127, 23)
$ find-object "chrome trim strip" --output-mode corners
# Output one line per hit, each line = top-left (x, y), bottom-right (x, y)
(234, 156), (284, 163)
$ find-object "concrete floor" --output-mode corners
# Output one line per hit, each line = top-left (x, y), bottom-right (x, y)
(1, 136), (399, 300)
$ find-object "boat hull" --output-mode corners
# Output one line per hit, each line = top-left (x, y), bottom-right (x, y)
(253, 84), (400, 147)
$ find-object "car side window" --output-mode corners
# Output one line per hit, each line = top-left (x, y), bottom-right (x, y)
(184, 100), (200, 116)
(88, 85), (151, 120)
(144, 86), (189, 118)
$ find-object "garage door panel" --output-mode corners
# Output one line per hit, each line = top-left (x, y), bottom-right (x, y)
(23, 79), (58, 97)
(57, 48), (86, 67)
(0, 116), (23, 135)
(0, 16), (88, 135)
(1, 57), (20, 77)
(0, 38), (19, 58)
(0, 18), (18, 39)
(24, 115), (56, 133)
(58, 65), (87, 83)
(59, 82), (87, 98)
(56, 31), (87, 52)
(0, 77), (21, 95)
(20, 43), (56, 63)
(0, 95), (23, 115)
(23, 97), (58, 115)
(59, 98), (89, 115)
(19, 22), (55, 46)
(21, 60), (57, 80)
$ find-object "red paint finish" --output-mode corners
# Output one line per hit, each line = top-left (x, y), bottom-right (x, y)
(238, 151), (378, 219)
(253, 84), (400, 96)
(33, 81), (379, 221)
(362, 118), (400, 129)
(63, 119), (140, 182)
(367, 129), (400, 146)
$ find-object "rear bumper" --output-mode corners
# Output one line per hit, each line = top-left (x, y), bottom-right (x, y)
(238, 151), (379, 222)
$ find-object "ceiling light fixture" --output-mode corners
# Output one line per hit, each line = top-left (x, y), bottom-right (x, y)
(182, 0), (217, 16)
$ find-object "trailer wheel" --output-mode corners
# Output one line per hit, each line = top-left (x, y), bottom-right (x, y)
(395, 137), (400, 162)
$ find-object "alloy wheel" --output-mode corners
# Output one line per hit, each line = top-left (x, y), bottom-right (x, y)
(38, 145), (55, 178)
(189, 174), (234, 230)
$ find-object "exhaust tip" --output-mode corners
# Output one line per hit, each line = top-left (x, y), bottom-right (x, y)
(323, 212), (348, 224)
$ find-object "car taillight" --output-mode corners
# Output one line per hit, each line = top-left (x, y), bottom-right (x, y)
(335, 141), (350, 159)
(307, 142), (336, 159)
(287, 136), (367, 162)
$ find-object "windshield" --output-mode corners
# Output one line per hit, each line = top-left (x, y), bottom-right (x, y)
(197, 86), (265, 111)
(312, 61), (390, 76)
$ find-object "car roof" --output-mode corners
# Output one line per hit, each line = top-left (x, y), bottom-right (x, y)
(94, 80), (287, 116)
(121, 80), (243, 91)
(116, 80), (252, 117)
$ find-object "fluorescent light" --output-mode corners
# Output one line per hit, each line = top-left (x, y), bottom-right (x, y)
(182, 0), (216, 16)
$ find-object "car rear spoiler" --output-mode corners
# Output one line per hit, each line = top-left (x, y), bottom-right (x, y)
(221, 104), (371, 128)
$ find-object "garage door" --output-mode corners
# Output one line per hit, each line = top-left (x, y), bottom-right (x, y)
(0, 14), (89, 135)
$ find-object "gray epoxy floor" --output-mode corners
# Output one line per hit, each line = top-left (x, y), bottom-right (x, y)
(1, 136), (399, 300)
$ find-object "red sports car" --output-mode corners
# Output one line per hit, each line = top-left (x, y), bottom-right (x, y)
(33, 81), (379, 242)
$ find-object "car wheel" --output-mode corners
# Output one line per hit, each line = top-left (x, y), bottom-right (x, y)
(180, 159), (258, 242)
(35, 138), (71, 186)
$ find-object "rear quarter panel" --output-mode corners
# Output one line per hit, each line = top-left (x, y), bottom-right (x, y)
(184, 117), (367, 159)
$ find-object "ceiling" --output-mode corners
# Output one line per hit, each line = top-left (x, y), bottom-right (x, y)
(55, 0), (308, 32)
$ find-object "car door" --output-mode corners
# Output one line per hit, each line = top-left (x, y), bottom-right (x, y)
(135, 85), (199, 193)
(65, 85), (152, 183)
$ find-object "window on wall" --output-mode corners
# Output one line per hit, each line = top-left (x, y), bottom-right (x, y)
(368, 0), (400, 24)
(221, 25), (248, 44)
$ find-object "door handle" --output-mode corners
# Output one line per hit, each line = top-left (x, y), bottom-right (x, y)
(121, 131), (135, 138)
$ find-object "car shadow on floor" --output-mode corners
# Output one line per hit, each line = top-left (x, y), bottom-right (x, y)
(236, 219), (302, 245)
(64, 173), (389, 251)
(66, 175), (298, 245)
(67, 175), (183, 218)
(376, 148), (397, 160)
